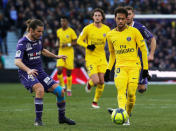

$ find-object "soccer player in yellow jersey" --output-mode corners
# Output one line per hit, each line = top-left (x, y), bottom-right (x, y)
(105, 7), (150, 125)
(56, 16), (77, 96)
(77, 8), (110, 108)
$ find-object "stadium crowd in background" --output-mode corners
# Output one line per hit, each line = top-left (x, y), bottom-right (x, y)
(0, 0), (176, 70)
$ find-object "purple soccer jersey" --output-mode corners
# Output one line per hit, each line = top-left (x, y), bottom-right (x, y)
(132, 21), (153, 40)
(132, 21), (153, 84)
(15, 36), (56, 92)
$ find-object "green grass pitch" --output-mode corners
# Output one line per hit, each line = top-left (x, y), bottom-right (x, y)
(0, 83), (176, 131)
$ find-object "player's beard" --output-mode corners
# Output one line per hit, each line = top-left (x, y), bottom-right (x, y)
(117, 23), (126, 31)
(32, 34), (40, 40)
(127, 19), (132, 26)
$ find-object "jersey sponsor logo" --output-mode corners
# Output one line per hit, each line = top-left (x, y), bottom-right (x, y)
(26, 43), (32, 51)
(127, 37), (131, 41)
(15, 50), (21, 57)
(28, 51), (41, 60)
(115, 48), (134, 54)
(91, 40), (104, 45)
(140, 39), (145, 43)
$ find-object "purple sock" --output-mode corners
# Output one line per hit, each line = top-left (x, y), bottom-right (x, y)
(34, 98), (43, 121)
(57, 102), (65, 120)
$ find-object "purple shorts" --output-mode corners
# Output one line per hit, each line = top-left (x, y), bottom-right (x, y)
(139, 69), (148, 85)
(18, 70), (57, 93)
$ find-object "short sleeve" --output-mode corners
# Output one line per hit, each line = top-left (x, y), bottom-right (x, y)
(15, 41), (25, 59)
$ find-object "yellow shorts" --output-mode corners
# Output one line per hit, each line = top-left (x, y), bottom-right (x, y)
(86, 62), (107, 77)
(114, 66), (141, 91)
(56, 56), (74, 70)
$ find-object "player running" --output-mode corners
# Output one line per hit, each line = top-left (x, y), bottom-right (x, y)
(105, 7), (149, 125)
(77, 8), (110, 108)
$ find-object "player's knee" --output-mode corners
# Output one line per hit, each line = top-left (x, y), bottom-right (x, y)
(36, 87), (44, 98)
(53, 86), (65, 102)
(57, 68), (62, 74)
(66, 70), (72, 76)
(138, 84), (147, 93)
(99, 80), (104, 85)
(128, 93), (135, 98)
(93, 80), (99, 86)
(138, 88), (146, 93)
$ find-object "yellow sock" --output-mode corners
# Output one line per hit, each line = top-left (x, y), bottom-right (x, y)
(67, 76), (72, 91)
(93, 84), (104, 103)
(88, 79), (94, 87)
(126, 96), (136, 116)
(57, 74), (65, 87)
(117, 88), (127, 110)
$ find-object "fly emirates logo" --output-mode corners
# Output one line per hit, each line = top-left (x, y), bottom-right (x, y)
(28, 51), (41, 60)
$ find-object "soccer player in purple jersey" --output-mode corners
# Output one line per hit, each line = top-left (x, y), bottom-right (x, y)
(125, 6), (156, 93)
(14, 19), (76, 126)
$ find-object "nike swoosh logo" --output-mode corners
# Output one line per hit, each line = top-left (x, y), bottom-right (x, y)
(112, 40), (116, 44)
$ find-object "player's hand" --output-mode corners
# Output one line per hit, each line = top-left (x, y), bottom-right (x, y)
(104, 69), (111, 82)
(27, 69), (38, 77)
(148, 54), (154, 61)
(142, 70), (151, 80)
(58, 55), (67, 61)
(87, 45), (95, 51)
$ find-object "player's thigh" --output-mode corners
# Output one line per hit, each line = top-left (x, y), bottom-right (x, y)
(86, 62), (97, 77)
(57, 59), (65, 68)
(128, 67), (140, 95)
(97, 64), (107, 84)
(18, 72), (40, 93)
(114, 67), (128, 92)
(37, 71), (57, 92)
(65, 56), (74, 70)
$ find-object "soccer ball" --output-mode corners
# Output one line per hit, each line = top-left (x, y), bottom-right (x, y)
(111, 108), (129, 124)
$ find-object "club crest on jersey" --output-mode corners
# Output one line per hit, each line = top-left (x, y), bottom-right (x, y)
(26, 43), (32, 51)
(66, 35), (69, 38)
(127, 37), (131, 41)
(103, 33), (106, 37)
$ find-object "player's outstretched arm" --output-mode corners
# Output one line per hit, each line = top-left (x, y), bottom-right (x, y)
(42, 49), (67, 60)
(148, 36), (156, 61)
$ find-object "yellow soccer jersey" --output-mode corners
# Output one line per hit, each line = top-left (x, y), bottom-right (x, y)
(77, 23), (110, 64)
(56, 27), (77, 55)
(107, 26), (148, 70)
